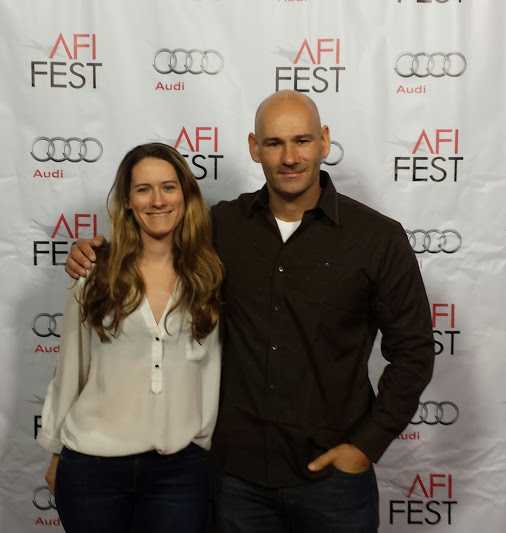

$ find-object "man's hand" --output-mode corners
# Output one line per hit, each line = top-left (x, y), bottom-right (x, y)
(308, 443), (372, 474)
(44, 453), (60, 495)
(65, 235), (106, 279)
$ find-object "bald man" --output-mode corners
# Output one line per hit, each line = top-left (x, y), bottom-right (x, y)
(66, 91), (435, 532)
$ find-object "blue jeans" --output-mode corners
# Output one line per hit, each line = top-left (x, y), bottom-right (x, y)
(213, 467), (379, 533)
(55, 443), (208, 533)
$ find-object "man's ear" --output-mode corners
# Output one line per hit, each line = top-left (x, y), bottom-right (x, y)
(248, 132), (261, 163)
(320, 125), (331, 160)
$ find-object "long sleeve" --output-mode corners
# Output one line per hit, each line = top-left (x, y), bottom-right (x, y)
(37, 279), (91, 454)
(37, 278), (221, 458)
(348, 222), (435, 462)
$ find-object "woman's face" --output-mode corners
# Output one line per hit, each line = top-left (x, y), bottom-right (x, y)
(126, 157), (185, 245)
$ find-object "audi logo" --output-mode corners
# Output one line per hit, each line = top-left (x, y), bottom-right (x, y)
(32, 313), (62, 338)
(395, 52), (467, 78)
(322, 141), (344, 166)
(405, 229), (462, 254)
(153, 48), (224, 75)
(410, 401), (459, 425)
(33, 486), (56, 510)
(31, 137), (103, 163)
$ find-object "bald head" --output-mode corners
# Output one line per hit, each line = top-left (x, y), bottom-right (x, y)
(254, 90), (322, 137)
(248, 90), (331, 217)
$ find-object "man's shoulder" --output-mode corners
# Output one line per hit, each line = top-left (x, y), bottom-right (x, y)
(211, 190), (260, 219)
(338, 193), (402, 232)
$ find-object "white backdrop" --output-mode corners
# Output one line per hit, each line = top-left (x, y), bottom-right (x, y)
(1, 0), (505, 531)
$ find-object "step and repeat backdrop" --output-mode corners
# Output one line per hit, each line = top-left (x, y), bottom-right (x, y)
(0, 0), (505, 531)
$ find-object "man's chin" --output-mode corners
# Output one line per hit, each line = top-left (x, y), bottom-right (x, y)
(272, 186), (306, 200)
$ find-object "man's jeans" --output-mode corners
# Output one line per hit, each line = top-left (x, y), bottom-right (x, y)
(55, 443), (208, 533)
(213, 467), (379, 533)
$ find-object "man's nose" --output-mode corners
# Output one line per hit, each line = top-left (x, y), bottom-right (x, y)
(281, 144), (298, 166)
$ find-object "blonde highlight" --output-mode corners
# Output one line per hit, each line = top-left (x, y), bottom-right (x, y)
(80, 143), (223, 342)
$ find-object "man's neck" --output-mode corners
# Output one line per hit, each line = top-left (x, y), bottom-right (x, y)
(268, 187), (322, 222)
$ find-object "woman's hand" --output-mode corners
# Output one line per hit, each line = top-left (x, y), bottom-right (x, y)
(44, 453), (60, 495)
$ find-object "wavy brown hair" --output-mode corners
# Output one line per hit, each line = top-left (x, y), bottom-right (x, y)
(79, 143), (224, 342)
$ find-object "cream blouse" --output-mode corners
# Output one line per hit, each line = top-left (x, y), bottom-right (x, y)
(37, 278), (221, 456)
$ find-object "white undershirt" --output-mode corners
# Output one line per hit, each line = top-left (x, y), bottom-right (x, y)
(38, 277), (221, 456)
(275, 217), (302, 243)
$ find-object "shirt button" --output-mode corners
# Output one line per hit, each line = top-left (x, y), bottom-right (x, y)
(278, 266), (284, 272)
(324, 262), (330, 267)
(269, 383), (276, 390)
(155, 337), (160, 341)
(272, 345), (278, 351)
(155, 364), (160, 369)
(274, 305), (280, 311)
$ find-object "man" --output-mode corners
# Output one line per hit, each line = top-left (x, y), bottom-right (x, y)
(66, 90), (435, 532)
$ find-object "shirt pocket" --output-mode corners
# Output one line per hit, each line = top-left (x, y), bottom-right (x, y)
(185, 336), (209, 362)
(290, 259), (370, 316)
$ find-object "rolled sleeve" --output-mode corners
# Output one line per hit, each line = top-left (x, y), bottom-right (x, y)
(37, 279), (91, 454)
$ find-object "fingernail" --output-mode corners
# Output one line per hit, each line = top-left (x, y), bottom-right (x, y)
(308, 462), (316, 471)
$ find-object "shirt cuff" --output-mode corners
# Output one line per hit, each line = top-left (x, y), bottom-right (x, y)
(37, 431), (63, 455)
(348, 416), (398, 463)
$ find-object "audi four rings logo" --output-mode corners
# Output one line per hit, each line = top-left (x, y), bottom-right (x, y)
(32, 313), (62, 338)
(405, 229), (462, 254)
(33, 486), (56, 510)
(395, 52), (467, 78)
(411, 401), (459, 425)
(153, 49), (224, 75)
(322, 141), (344, 166)
(31, 137), (103, 163)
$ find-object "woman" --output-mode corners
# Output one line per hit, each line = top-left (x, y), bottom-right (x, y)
(37, 143), (224, 533)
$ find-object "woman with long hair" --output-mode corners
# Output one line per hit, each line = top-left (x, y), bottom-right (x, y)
(37, 143), (224, 533)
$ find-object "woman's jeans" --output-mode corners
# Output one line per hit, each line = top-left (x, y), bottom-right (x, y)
(55, 443), (208, 533)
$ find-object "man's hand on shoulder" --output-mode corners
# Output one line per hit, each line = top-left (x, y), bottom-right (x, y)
(65, 235), (106, 279)
(308, 443), (372, 474)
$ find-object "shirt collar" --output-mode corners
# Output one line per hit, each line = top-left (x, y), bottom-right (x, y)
(245, 170), (340, 226)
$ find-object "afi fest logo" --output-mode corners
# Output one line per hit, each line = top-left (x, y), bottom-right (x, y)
(432, 302), (460, 355)
(394, 128), (463, 182)
(275, 38), (345, 93)
(31, 33), (102, 89)
(173, 126), (223, 180)
(33, 213), (99, 266)
(390, 473), (457, 525)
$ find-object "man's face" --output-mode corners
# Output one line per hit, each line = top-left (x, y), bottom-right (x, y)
(248, 96), (330, 202)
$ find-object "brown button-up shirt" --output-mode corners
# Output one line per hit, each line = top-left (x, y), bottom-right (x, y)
(211, 172), (434, 487)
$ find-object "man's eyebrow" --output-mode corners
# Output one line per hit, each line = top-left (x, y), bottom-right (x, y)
(293, 133), (316, 140)
(262, 133), (316, 144)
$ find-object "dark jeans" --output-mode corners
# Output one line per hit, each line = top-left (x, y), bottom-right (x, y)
(213, 467), (379, 533)
(55, 443), (208, 533)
